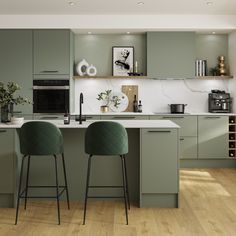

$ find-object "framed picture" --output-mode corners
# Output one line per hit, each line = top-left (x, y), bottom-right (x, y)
(112, 46), (134, 76)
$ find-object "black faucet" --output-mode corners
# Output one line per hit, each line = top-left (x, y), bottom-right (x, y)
(79, 93), (84, 124)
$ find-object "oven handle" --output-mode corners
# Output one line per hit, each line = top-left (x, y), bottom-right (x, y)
(33, 86), (70, 90)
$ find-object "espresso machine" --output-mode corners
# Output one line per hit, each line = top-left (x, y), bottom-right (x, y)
(208, 90), (232, 113)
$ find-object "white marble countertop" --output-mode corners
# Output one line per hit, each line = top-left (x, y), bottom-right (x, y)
(0, 120), (180, 129)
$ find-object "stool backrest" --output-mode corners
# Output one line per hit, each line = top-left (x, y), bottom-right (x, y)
(85, 121), (128, 155)
(20, 121), (63, 155)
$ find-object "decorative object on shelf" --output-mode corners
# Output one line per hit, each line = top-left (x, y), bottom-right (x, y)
(209, 66), (219, 76)
(86, 64), (97, 76)
(0, 82), (31, 123)
(112, 46), (134, 76)
(122, 85), (138, 112)
(10, 116), (24, 125)
(195, 59), (207, 76)
(109, 91), (129, 112)
(97, 89), (122, 113)
(218, 55), (227, 76)
(76, 59), (89, 76)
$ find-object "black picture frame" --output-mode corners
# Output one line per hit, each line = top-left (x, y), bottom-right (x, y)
(112, 46), (134, 76)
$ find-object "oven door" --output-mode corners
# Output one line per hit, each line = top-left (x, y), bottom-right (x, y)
(33, 87), (69, 113)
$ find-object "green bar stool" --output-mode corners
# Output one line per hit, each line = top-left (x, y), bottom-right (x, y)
(15, 121), (70, 225)
(83, 121), (130, 225)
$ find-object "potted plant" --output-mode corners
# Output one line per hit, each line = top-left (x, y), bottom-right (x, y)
(97, 90), (121, 113)
(0, 82), (31, 123)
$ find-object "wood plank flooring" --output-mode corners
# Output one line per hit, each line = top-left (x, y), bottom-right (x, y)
(0, 169), (236, 236)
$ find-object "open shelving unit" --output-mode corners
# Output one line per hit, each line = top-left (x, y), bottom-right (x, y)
(73, 75), (148, 79)
(229, 116), (236, 158)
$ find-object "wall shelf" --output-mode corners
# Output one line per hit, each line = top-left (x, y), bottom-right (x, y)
(196, 76), (233, 80)
(73, 75), (148, 80)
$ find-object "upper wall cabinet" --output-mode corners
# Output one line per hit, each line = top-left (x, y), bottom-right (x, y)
(33, 30), (71, 78)
(147, 32), (196, 79)
(0, 30), (33, 114)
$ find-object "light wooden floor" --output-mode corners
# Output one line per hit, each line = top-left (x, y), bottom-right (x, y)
(1, 169), (236, 236)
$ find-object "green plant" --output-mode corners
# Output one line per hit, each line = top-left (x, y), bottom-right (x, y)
(97, 90), (121, 108)
(0, 82), (31, 107)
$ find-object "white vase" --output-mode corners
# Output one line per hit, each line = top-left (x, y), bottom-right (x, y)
(86, 64), (97, 76)
(76, 59), (89, 76)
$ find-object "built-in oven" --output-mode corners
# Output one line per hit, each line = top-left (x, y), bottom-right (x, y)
(33, 80), (69, 114)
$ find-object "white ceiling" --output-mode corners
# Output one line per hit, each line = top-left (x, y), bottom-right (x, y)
(0, 0), (236, 15)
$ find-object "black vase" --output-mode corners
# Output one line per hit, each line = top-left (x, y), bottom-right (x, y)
(1, 104), (10, 123)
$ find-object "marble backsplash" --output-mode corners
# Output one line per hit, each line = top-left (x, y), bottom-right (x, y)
(73, 78), (231, 114)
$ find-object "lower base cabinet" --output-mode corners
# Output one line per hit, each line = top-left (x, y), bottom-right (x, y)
(198, 116), (228, 159)
(180, 136), (198, 159)
(140, 128), (179, 207)
(0, 129), (14, 195)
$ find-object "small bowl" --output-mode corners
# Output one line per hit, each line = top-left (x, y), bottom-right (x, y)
(11, 117), (24, 124)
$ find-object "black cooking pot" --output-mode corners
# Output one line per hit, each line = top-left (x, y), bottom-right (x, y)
(168, 104), (187, 114)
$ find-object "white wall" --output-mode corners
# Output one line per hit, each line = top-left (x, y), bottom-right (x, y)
(74, 78), (230, 113)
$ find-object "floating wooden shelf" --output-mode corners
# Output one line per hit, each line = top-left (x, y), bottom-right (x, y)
(196, 76), (233, 79)
(73, 75), (148, 80)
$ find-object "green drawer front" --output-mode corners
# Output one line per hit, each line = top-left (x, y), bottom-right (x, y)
(150, 115), (197, 136)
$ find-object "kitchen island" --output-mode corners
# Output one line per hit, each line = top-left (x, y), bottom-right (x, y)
(0, 120), (179, 208)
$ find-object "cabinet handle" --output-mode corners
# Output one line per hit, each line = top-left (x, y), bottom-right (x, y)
(205, 116), (221, 119)
(41, 70), (59, 73)
(13, 111), (22, 114)
(39, 116), (59, 120)
(162, 116), (184, 119)
(148, 130), (171, 133)
(180, 138), (185, 141)
(112, 116), (136, 119)
(0, 130), (7, 133)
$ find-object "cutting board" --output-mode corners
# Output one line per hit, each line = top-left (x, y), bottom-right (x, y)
(122, 85), (138, 112)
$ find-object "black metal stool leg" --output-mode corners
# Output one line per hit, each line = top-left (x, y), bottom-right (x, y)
(83, 155), (92, 225)
(123, 155), (130, 210)
(24, 155), (31, 210)
(54, 155), (60, 225)
(15, 155), (27, 225)
(61, 153), (70, 210)
(120, 155), (129, 225)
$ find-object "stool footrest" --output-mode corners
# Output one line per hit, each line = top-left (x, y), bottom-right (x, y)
(88, 196), (124, 199)
(89, 185), (123, 188)
(19, 186), (66, 199)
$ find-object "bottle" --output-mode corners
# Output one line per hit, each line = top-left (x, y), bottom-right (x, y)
(64, 110), (70, 125)
(133, 95), (138, 112)
(138, 100), (142, 113)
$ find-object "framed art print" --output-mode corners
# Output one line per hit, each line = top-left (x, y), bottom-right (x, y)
(112, 46), (134, 76)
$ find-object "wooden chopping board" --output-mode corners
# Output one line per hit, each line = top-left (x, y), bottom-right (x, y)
(122, 85), (138, 112)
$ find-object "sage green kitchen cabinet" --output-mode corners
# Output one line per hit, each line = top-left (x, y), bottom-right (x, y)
(100, 115), (149, 120)
(140, 128), (179, 207)
(0, 30), (33, 114)
(150, 115), (197, 159)
(33, 30), (71, 78)
(147, 32), (195, 79)
(198, 116), (228, 159)
(0, 129), (14, 193)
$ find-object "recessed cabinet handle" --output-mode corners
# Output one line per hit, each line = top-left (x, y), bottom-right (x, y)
(180, 138), (185, 141)
(148, 130), (171, 133)
(41, 70), (59, 73)
(113, 116), (136, 119)
(13, 111), (22, 114)
(0, 130), (7, 133)
(205, 116), (221, 119)
(162, 116), (184, 119)
(39, 116), (59, 120)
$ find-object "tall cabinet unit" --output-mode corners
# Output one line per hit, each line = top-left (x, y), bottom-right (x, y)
(140, 128), (179, 207)
(0, 30), (33, 114)
(33, 29), (71, 78)
(198, 116), (228, 159)
(147, 32), (195, 79)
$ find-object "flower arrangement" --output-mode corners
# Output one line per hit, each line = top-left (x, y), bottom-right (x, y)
(97, 90), (121, 111)
(0, 82), (31, 107)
